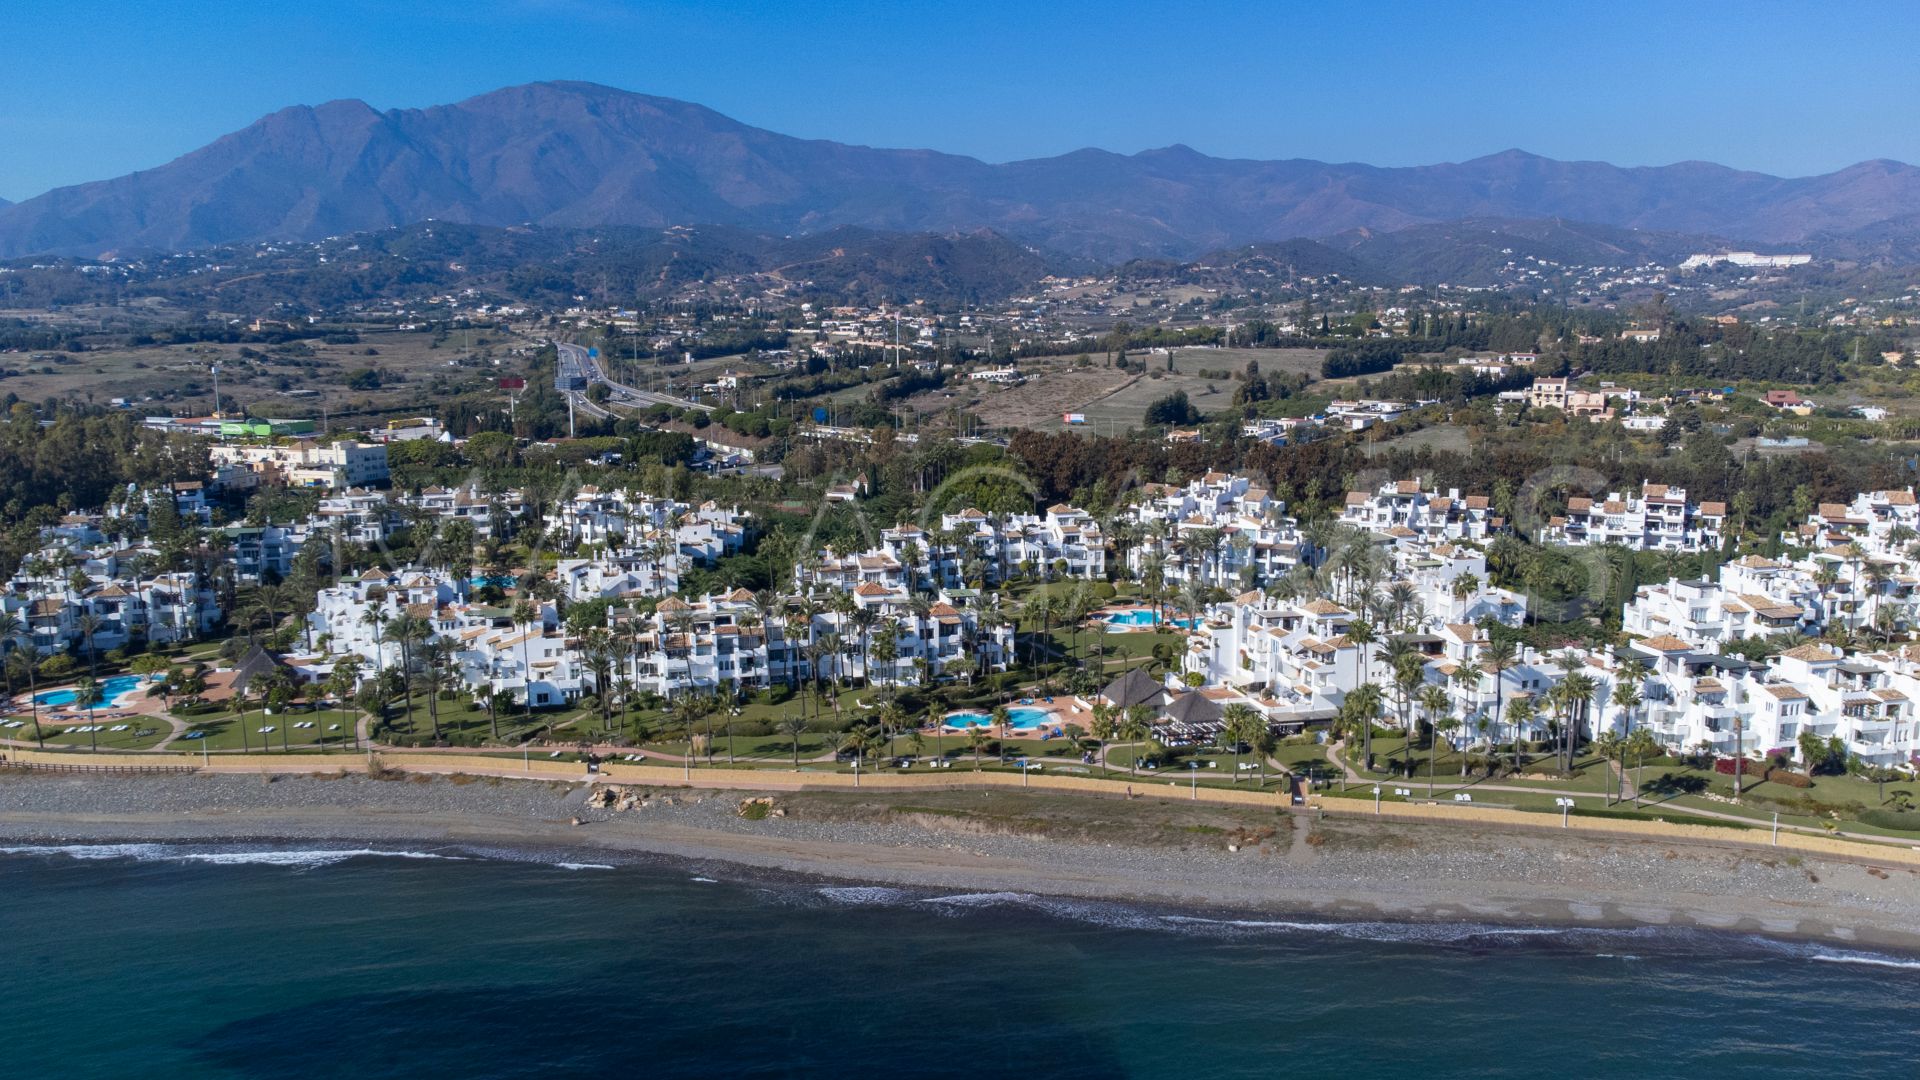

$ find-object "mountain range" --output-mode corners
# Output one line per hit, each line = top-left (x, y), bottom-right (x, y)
(3, 80), (1918, 263)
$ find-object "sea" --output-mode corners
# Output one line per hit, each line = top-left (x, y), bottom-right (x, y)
(3, 842), (1917, 1079)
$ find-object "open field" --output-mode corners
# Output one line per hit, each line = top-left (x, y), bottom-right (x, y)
(957, 361), (1130, 429)
(1366, 422), (1473, 456)
(1163, 345), (1323, 379)
(0, 327), (537, 414)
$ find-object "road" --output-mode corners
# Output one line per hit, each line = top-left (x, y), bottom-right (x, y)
(556, 341), (712, 416)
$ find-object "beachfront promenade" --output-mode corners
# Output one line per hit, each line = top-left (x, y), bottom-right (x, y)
(7, 747), (1919, 871)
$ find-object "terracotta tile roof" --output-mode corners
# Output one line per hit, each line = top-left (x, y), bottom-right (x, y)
(1738, 594), (1801, 619)
(1780, 643), (1840, 663)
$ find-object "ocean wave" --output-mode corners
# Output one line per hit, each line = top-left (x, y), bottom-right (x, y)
(817, 885), (914, 905)
(1808, 951), (1920, 970)
(1157, 914), (1593, 945)
(915, 890), (1174, 930)
(0, 843), (464, 868)
(556, 862), (615, 872)
(920, 891), (1034, 907)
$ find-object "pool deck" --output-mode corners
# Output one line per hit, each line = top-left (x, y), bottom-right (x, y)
(11, 678), (170, 726)
(936, 692), (1099, 736)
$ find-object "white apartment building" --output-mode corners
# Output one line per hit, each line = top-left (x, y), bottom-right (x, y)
(1340, 480), (1499, 542)
(1120, 473), (1312, 590)
(210, 440), (389, 489)
(1541, 482), (1725, 551)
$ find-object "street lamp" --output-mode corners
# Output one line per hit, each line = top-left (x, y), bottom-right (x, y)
(1555, 796), (1575, 827)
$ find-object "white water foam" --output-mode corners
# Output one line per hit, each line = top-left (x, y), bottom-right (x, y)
(0, 844), (463, 868)
(557, 862), (615, 872)
(1809, 951), (1920, 970)
(690, 876), (718, 883)
(1157, 914), (1582, 945)
(817, 885), (913, 905)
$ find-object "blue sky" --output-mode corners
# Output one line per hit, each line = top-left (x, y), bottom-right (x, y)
(3, 0), (1915, 200)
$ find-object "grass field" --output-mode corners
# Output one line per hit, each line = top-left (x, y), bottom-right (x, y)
(957, 346), (1328, 435)
(1163, 346), (1323, 379)
(176, 707), (361, 752)
(0, 328), (536, 415)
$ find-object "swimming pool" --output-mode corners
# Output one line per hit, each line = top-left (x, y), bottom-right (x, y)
(945, 706), (1053, 731)
(1102, 609), (1199, 629)
(36, 673), (154, 707)
(469, 574), (517, 589)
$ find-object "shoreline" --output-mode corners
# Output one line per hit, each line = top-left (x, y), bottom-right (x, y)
(7, 771), (1920, 955)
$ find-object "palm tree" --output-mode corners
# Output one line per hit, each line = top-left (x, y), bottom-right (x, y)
(1593, 730), (1623, 805)
(1417, 683), (1451, 794)
(361, 604), (391, 681)
(1558, 670), (1597, 773)
(1343, 681), (1384, 774)
(669, 693), (714, 767)
(1483, 637), (1518, 753)
(73, 676), (100, 752)
(382, 615), (428, 737)
(926, 703), (946, 763)
(1626, 727), (1659, 807)
(1121, 703), (1144, 768)
(850, 605), (879, 687)
(1613, 660), (1647, 734)
(1609, 680), (1641, 795)
(512, 599), (538, 730)
(1221, 702), (1259, 783)
(965, 722), (986, 771)
(582, 627), (616, 735)
(233, 681), (252, 755)
(1345, 619), (1378, 694)
(1505, 696), (1536, 771)
(780, 714), (808, 768)
(75, 612), (104, 684)
(6, 649), (42, 750)
(416, 639), (452, 742)
(1730, 707), (1747, 801)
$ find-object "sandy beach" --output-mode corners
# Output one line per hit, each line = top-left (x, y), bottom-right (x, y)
(5, 769), (1920, 952)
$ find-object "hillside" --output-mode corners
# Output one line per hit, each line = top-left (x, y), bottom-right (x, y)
(3, 82), (1919, 263)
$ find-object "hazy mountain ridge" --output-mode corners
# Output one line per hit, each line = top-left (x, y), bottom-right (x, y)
(2, 80), (1918, 262)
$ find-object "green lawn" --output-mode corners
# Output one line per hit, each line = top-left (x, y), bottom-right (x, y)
(174, 707), (361, 752)
(374, 696), (564, 747)
(9, 715), (173, 752)
(1346, 735), (1623, 794)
